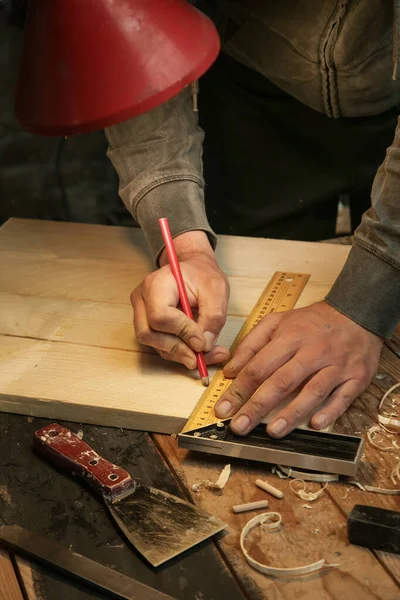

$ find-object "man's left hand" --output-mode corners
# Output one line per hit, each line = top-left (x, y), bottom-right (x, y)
(214, 301), (383, 437)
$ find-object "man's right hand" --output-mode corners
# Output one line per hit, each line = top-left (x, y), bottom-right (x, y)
(130, 231), (230, 368)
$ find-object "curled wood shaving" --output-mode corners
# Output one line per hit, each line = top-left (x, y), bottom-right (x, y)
(349, 480), (400, 495)
(378, 382), (400, 432)
(366, 425), (399, 453)
(276, 465), (339, 483)
(377, 415), (400, 433)
(378, 382), (400, 411)
(390, 458), (400, 487)
(289, 479), (328, 502)
(192, 464), (231, 492)
(272, 466), (290, 479)
(240, 512), (338, 577)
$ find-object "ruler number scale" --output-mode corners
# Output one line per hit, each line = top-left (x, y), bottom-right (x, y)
(182, 271), (310, 433)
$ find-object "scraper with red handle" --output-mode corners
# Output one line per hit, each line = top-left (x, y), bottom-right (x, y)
(34, 423), (227, 567)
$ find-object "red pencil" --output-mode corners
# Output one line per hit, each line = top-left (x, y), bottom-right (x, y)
(159, 218), (209, 387)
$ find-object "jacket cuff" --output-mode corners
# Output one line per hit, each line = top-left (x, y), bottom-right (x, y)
(135, 179), (217, 264)
(325, 244), (400, 338)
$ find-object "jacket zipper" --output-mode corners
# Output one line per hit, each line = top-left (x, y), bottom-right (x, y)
(320, 1), (349, 118)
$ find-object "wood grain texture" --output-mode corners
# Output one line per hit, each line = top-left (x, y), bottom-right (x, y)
(0, 218), (350, 433)
(154, 433), (400, 599)
(153, 342), (400, 597)
(14, 557), (40, 600)
(0, 549), (24, 600)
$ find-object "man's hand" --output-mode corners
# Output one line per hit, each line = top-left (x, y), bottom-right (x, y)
(131, 231), (230, 368)
(215, 301), (383, 437)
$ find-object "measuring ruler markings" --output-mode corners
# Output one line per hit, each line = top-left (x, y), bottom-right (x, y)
(182, 271), (310, 433)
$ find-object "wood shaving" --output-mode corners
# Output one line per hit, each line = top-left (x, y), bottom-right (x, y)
(289, 479), (328, 502)
(366, 425), (399, 453)
(377, 415), (400, 433)
(348, 480), (400, 495)
(192, 464), (231, 492)
(303, 504), (313, 509)
(240, 512), (338, 577)
(272, 466), (290, 479)
(276, 465), (338, 483)
(378, 382), (400, 411)
(377, 382), (400, 433)
(390, 458), (400, 487)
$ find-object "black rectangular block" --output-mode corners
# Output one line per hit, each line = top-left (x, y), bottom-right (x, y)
(348, 504), (400, 555)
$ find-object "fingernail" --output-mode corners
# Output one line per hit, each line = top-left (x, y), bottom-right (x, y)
(215, 400), (233, 418)
(204, 331), (216, 352)
(231, 415), (250, 434)
(189, 336), (204, 352)
(313, 414), (327, 429)
(269, 418), (287, 436)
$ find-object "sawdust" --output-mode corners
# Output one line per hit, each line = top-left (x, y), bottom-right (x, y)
(0, 485), (12, 506)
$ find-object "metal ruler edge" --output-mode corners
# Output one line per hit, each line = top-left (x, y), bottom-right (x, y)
(182, 271), (310, 433)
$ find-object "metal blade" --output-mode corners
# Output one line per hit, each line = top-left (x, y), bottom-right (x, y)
(0, 525), (176, 600)
(178, 421), (364, 477)
(107, 484), (227, 567)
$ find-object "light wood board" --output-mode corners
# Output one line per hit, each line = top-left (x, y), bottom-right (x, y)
(0, 218), (351, 433)
(0, 549), (24, 600)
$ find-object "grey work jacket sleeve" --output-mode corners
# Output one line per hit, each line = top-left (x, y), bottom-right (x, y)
(326, 116), (400, 339)
(105, 86), (217, 263)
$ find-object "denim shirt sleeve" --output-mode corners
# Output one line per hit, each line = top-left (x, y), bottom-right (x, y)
(105, 86), (217, 263)
(326, 116), (400, 338)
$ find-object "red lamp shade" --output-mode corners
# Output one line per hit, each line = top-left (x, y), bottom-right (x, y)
(15, 0), (220, 136)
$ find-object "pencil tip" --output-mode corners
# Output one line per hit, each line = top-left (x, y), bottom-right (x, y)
(201, 376), (210, 387)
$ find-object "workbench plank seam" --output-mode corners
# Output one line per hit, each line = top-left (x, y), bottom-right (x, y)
(0, 331), (156, 357)
(151, 433), (256, 600)
(9, 554), (30, 600)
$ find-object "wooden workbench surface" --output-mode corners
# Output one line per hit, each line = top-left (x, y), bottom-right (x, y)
(1, 222), (399, 599)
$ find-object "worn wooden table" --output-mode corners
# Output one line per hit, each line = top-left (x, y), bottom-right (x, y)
(1, 235), (400, 599)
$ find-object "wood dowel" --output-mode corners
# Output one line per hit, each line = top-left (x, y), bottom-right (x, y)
(232, 500), (269, 514)
(255, 479), (284, 499)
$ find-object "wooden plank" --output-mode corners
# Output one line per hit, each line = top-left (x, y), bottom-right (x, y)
(0, 218), (351, 281)
(0, 413), (246, 600)
(154, 433), (400, 599)
(0, 218), (153, 266)
(0, 291), (244, 353)
(0, 548), (24, 600)
(0, 253), (343, 318)
(14, 557), (41, 600)
(0, 219), (350, 433)
(0, 332), (245, 433)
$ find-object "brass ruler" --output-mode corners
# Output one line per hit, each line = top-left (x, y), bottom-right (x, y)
(182, 271), (310, 433)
